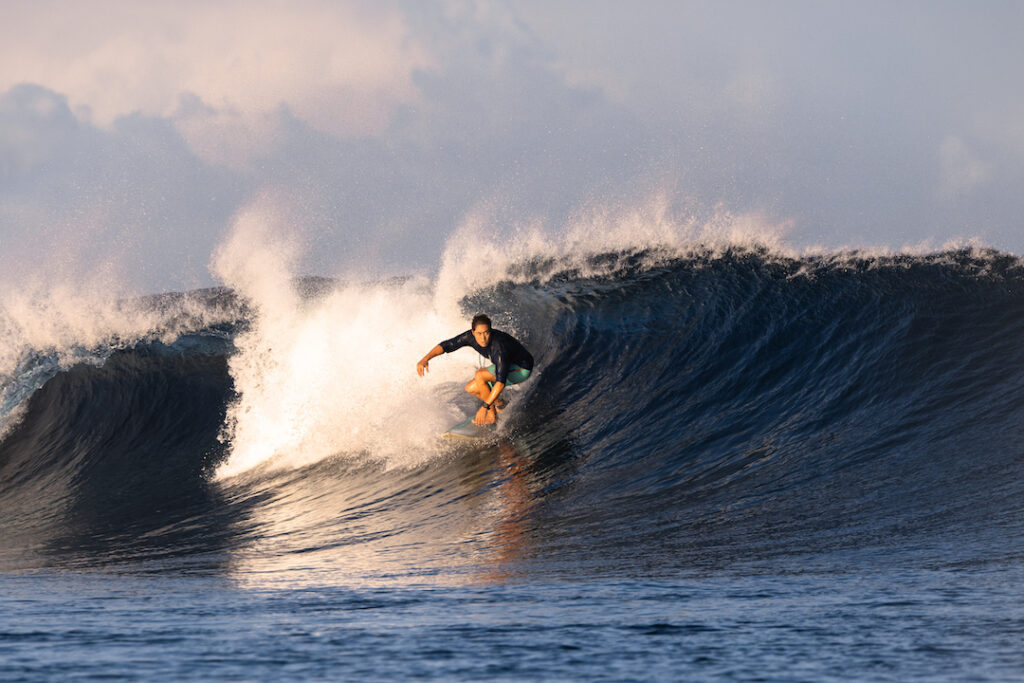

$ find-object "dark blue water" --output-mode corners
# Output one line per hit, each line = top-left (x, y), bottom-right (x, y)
(2, 248), (1024, 680)
(4, 568), (1022, 681)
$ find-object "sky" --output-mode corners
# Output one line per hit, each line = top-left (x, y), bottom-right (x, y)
(1, 0), (1023, 293)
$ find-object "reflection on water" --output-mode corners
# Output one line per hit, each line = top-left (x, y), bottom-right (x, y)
(475, 441), (537, 584)
(217, 439), (546, 589)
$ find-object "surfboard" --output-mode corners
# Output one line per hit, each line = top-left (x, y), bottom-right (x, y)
(443, 417), (495, 439)
(442, 395), (509, 439)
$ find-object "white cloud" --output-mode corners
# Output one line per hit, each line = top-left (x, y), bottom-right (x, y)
(0, 1), (431, 163)
(4, 0), (1024, 294)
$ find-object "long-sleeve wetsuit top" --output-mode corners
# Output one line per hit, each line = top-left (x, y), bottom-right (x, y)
(438, 329), (534, 384)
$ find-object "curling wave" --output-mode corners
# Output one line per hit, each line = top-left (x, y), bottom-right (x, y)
(2, 247), (1023, 577)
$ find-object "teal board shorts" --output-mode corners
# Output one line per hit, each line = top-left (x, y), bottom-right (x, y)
(485, 364), (532, 385)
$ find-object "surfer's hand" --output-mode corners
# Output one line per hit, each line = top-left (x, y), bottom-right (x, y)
(416, 359), (429, 377)
(473, 406), (496, 426)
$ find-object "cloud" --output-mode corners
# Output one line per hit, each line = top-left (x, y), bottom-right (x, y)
(0, 1), (431, 164)
(0, 84), (250, 290)
(4, 1), (1024, 295)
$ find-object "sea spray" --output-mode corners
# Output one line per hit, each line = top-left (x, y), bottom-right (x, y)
(211, 206), (471, 478)
(0, 270), (239, 435)
(435, 198), (792, 302)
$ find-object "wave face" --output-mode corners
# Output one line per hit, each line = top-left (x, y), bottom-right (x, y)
(2, 249), (1024, 576)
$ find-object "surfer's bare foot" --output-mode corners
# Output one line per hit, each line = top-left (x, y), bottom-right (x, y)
(473, 406), (497, 425)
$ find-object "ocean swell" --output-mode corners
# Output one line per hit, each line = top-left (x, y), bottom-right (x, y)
(1, 247), (1023, 576)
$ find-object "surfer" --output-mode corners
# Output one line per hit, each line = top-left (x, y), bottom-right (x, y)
(417, 314), (534, 425)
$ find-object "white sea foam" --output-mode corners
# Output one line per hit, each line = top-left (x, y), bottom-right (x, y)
(211, 202), (473, 478)
(435, 197), (794, 300)
(0, 265), (238, 435)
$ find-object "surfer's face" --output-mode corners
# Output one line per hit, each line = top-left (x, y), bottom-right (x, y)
(472, 324), (491, 347)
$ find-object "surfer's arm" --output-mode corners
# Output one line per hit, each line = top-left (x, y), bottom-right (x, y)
(483, 381), (505, 407)
(473, 381), (505, 425)
(416, 345), (444, 376)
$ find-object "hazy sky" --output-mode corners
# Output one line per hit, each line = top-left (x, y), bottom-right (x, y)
(2, 1), (1022, 292)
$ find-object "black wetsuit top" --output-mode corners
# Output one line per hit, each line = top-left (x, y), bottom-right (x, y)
(439, 329), (534, 384)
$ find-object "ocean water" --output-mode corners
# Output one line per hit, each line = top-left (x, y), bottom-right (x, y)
(2, 241), (1024, 680)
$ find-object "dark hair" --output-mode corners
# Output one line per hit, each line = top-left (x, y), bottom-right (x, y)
(471, 314), (492, 330)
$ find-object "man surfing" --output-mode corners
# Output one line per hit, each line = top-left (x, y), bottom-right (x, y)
(417, 314), (534, 426)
